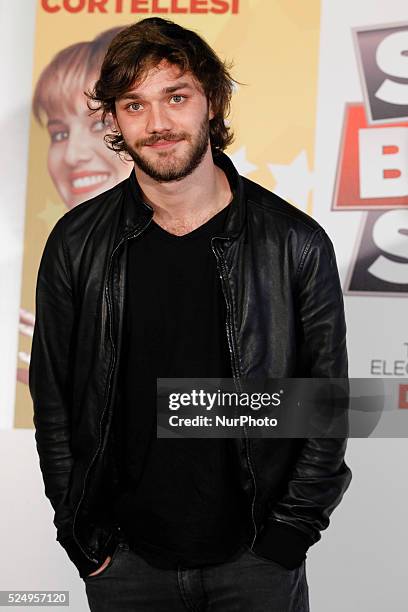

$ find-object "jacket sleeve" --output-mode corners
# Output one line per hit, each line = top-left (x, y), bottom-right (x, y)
(253, 228), (352, 569)
(29, 217), (97, 578)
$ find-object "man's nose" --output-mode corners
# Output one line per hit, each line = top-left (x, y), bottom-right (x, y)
(145, 103), (173, 134)
(64, 126), (92, 166)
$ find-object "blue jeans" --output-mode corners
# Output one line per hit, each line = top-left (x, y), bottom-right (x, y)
(84, 541), (310, 611)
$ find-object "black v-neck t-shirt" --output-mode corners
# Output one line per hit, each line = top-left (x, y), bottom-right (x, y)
(113, 203), (252, 569)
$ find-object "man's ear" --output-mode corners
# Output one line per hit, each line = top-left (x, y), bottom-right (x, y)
(208, 101), (215, 121)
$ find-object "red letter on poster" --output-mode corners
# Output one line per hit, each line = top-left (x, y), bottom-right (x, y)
(42, 0), (61, 11)
(399, 384), (408, 408)
(89, 0), (108, 12)
(191, 0), (208, 13)
(211, 0), (228, 13)
(63, 0), (86, 12)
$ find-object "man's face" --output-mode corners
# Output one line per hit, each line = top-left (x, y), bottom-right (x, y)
(46, 88), (132, 209)
(114, 60), (214, 183)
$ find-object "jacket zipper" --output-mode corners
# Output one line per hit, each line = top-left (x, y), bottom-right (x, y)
(73, 219), (152, 562)
(211, 237), (258, 549)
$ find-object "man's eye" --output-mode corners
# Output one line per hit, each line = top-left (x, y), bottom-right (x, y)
(170, 95), (185, 104)
(50, 130), (69, 143)
(128, 102), (142, 111)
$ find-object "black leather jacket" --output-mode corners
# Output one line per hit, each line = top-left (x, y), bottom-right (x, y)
(30, 152), (351, 579)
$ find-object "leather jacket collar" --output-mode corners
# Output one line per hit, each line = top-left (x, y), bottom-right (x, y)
(120, 151), (246, 240)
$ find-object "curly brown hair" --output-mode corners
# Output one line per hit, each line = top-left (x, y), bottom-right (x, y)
(86, 18), (237, 155)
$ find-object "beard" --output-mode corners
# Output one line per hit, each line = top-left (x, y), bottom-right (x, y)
(122, 115), (210, 183)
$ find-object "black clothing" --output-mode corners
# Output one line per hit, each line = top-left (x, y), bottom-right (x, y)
(30, 152), (352, 579)
(114, 206), (252, 568)
(83, 540), (310, 611)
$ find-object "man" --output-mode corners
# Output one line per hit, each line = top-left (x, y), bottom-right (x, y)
(30, 17), (352, 612)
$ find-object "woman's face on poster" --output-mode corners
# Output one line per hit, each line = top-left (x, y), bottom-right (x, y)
(46, 89), (131, 209)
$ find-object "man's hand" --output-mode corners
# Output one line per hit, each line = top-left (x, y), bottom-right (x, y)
(87, 555), (111, 577)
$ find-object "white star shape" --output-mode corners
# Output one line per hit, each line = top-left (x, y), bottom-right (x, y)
(228, 146), (258, 177)
(267, 150), (314, 210)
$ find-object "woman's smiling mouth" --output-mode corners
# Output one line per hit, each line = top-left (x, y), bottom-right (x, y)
(70, 171), (110, 194)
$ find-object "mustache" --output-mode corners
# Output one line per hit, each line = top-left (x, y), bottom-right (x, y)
(135, 133), (189, 147)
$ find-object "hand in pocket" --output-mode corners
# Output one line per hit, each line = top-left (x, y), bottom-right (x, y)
(87, 555), (112, 577)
